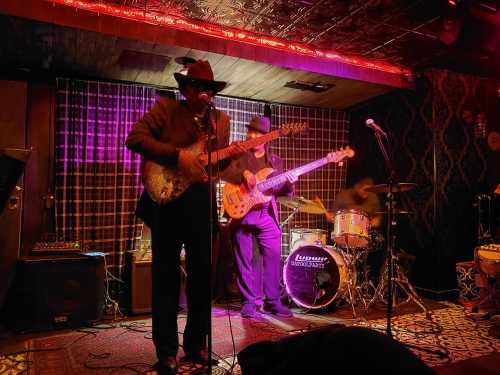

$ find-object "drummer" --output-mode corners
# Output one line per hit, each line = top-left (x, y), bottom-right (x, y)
(327, 177), (382, 229)
(325, 177), (383, 285)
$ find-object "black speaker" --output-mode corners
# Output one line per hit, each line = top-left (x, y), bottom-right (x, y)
(1, 254), (105, 332)
(238, 325), (437, 375)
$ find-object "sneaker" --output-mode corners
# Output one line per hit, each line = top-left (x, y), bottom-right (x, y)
(262, 302), (293, 317)
(241, 303), (258, 318)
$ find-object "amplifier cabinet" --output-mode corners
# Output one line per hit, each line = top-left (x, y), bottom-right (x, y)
(1, 254), (105, 332)
(131, 258), (152, 314)
(125, 251), (188, 314)
(126, 251), (152, 314)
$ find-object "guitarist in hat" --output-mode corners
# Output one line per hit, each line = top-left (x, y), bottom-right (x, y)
(126, 60), (236, 374)
(221, 116), (297, 319)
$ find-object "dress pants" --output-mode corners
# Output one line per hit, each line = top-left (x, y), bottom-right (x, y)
(150, 183), (213, 359)
(232, 204), (282, 306)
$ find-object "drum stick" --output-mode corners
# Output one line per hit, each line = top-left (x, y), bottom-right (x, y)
(314, 196), (332, 221)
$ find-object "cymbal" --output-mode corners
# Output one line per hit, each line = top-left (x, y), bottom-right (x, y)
(364, 183), (417, 194)
(375, 209), (411, 215)
(277, 196), (326, 214)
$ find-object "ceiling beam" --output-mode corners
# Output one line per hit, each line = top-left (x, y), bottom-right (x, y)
(0, 0), (414, 89)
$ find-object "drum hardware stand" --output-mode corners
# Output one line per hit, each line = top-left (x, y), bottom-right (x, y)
(366, 251), (428, 317)
(354, 250), (377, 304)
(280, 204), (301, 229)
(338, 235), (367, 318)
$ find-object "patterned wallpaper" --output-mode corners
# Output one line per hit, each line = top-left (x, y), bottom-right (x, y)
(348, 69), (497, 294)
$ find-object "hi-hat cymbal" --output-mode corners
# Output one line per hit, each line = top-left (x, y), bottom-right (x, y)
(364, 183), (417, 194)
(277, 196), (326, 214)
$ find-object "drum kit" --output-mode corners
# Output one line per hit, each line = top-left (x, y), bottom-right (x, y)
(278, 183), (426, 317)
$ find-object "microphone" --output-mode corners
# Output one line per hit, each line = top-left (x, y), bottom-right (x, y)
(198, 92), (213, 107)
(366, 118), (387, 137)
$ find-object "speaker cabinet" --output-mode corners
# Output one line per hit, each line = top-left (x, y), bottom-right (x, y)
(125, 251), (188, 314)
(126, 252), (152, 314)
(1, 254), (105, 332)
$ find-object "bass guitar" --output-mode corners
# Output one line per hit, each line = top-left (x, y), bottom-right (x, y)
(142, 122), (307, 204)
(222, 147), (355, 219)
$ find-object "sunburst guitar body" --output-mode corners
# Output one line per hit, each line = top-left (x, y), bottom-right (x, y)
(222, 147), (355, 219)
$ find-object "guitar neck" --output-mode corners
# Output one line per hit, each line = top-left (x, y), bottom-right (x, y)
(257, 157), (330, 192)
(208, 129), (281, 163)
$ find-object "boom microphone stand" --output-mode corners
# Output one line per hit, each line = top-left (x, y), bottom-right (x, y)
(368, 121), (396, 337)
(367, 120), (446, 358)
(194, 98), (217, 375)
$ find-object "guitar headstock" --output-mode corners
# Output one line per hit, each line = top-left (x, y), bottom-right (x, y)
(279, 122), (308, 136)
(326, 146), (355, 164)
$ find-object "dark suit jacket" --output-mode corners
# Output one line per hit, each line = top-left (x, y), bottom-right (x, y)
(125, 97), (231, 226)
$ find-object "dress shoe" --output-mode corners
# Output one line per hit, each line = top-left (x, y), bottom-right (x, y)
(241, 303), (258, 318)
(151, 355), (178, 375)
(184, 349), (218, 366)
(262, 302), (293, 317)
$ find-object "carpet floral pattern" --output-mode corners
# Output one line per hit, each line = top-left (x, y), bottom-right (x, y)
(354, 303), (500, 367)
(0, 353), (28, 375)
(22, 303), (499, 374)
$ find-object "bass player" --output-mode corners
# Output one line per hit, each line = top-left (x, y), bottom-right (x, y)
(221, 115), (297, 319)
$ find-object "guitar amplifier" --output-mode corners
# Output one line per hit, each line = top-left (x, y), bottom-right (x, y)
(126, 251), (152, 314)
(125, 251), (187, 314)
(1, 253), (105, 332)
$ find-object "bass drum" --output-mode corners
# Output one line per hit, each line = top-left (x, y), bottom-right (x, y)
(283, 245), (351, 309)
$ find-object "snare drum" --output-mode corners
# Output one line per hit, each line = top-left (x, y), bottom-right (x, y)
(289, 228), (327, 253)
(476, 244), (500, 279)
(283, 244), (352, 309)
(332, 209), (370, 249)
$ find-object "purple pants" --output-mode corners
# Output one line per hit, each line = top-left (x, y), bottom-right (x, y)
(232, 204), (281, 306)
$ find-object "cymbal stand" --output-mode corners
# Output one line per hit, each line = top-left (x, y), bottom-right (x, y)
(280, 204), (301, 230)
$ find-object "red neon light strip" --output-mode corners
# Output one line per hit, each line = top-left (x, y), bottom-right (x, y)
(44, 0), (411, 76)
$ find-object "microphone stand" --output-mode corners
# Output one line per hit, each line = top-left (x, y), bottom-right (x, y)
(369, 126), (446, 358)
(371, 129), (395, 337)
(194, 101), (216, 375)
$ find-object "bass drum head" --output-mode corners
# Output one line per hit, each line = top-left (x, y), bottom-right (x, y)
(283, 245), (344, 309)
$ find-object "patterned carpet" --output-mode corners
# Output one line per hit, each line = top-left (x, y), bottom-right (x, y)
(0, 353), (28, 375)
(354, 303), (500, 367)
(0, 302), (498, 374)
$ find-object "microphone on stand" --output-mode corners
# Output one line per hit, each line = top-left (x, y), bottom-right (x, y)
(366, 118), (388, 138)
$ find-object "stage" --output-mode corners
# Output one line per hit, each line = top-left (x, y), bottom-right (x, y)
(1, 299), (499, 374)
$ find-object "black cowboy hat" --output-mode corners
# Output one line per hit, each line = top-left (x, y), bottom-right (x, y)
(174, 60), (226, 93)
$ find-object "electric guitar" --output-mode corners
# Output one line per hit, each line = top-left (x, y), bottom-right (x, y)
(142, 122), (307, 204)
(222, 147), (355, 219)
